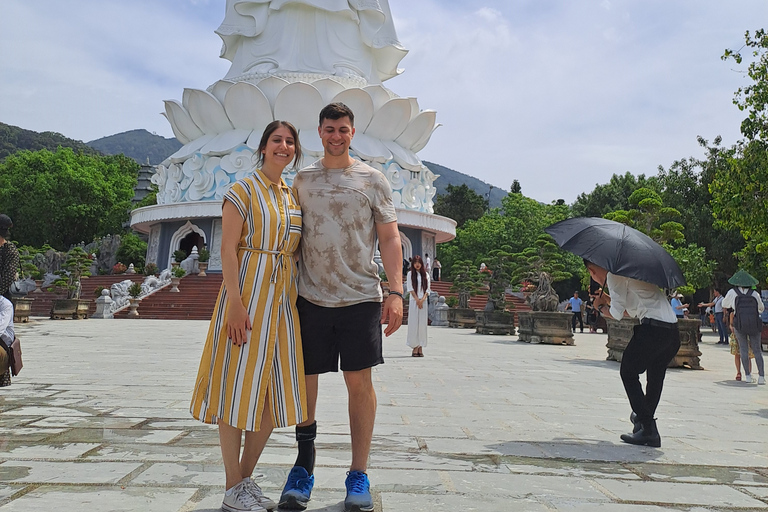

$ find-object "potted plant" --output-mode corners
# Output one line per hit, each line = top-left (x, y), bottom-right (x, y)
(511, 235), (574, 345)
(50, 246), (93, 319)
(197, 247), (210, 277)
(112, 262), (127, 274)
(143, 262), (159, 276)
(172, 250), (187, 269)
(475, 246), (516, 335)
(447, 260), (484, 328)
(127, 281), (142, 317)
(170, 266), (186, 292)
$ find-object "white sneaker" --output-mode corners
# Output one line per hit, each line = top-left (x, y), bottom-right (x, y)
(243, 478), (276, 510)
(744, 374), (754, 383)
(758, 376), (766, 385)
(222, 480), (267, 512)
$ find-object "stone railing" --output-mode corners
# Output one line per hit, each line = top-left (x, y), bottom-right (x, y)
(92, 270), (173, 319)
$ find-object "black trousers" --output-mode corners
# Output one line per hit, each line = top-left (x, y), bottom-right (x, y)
(620, 323), (680, 424)
(571, 312), (583, 331)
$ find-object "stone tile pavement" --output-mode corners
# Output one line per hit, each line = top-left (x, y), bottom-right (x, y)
(0, 318), (766, 511)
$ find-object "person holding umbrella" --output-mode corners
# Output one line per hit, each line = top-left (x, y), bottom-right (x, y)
(721, 270), (765, 385)
(546, 218), (685, 448)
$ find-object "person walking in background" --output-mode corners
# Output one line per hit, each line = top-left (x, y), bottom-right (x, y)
(424, 252), (431, 276)
(189, 121), (307, 512)
(722, 270), (765, 385)
(280, 103), (403, 512)
(586, 261), (680, 447)
(699, 289), (726, 344)
(729, 328), (754, 381)
(566, 291), (584, 333)
(432, 258), (441, 281)
(406, 255), (430, 357)
(0, 215), (19, 304)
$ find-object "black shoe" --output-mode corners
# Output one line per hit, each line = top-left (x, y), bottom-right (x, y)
(629, 412), (641, 434)
(621, 419), (661, 447)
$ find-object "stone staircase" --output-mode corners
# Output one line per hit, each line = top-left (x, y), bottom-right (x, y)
(114, 274), (223, 320)
(429, 281), (531, 313)
(28, 275), (146, 318)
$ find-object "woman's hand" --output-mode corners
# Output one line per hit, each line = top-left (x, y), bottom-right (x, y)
(227, 303), (252, 346)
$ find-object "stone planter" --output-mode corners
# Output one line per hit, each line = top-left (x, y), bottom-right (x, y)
(475, 310), (515, 335)
(170, 277), (181, 293)
(447, 308), (476, 328)
(11, 297), (33, 323)
(198, 262), (209, 277)
(171, 262), (180, 269)
(33, 280), (44, 293)
(127, 298), (141, 317)
(51, 299), (91, 320)
(517, 311), (574, 345)
(605, 317), (702, 369)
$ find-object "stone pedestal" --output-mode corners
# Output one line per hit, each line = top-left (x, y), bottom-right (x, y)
(475, 310), (515, 335)
(92, 289), (114, 319)
(448, 308), (476, 328)
(11, 297), (33, 323)
(605, 317), (702, 369)
(431, 296), (449, 326)
(517, 311), (574, 345)
(51, 299), (91, 320)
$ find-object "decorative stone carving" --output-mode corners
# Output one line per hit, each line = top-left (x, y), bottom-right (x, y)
(147, 225), (161, 265)
(92, 289), (114, 319)
(527, 272), (560, 312)
(209, 219), (223, 271)
(431, 296), (449, 327)
(517, 311), (574, 345)
(181, 246), (200, 275)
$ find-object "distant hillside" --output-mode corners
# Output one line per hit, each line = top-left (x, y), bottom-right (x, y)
(423, 161), (507, 208)
(88, 129), (182, 166)
(0, 122), (98, 160)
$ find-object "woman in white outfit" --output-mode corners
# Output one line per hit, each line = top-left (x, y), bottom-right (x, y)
(406, 255), (430, 357)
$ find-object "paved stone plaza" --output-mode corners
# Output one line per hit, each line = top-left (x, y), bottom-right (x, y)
(0, 318), (767, 511)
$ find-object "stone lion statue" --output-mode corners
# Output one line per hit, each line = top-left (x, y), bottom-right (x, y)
(527, 272), (559, 312)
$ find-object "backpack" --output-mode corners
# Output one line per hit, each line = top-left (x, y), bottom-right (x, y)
(733, 288), (762, 333)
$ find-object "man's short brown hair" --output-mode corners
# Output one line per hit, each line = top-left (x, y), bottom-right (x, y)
(319, 102), (355, 127)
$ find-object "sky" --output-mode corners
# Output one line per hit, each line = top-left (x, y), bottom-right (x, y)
(1, 0), (765, 203)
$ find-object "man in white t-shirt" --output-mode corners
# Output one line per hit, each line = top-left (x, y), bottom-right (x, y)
(722, 272), (765, 384)
(586, 261), (679, 448)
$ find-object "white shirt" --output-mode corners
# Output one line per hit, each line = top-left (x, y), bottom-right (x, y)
(424, 256), (431, 272)
(606, 273), (677, 323)
(0, 296), (15, 344)
(713, 294), (724, 314)
(721, 287), (764, 313)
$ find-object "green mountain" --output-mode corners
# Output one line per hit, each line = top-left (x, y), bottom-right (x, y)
(0, 122), (98, 160)
(423, 161), (506, 208)
(88, 129), (182, 166)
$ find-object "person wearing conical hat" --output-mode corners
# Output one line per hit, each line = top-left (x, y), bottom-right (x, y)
(722, 270), (765, 385)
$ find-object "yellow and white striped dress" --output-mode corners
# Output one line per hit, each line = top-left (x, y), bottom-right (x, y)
(190, 170), (306, 431)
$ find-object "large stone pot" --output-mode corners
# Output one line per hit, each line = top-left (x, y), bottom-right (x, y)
(447, 308), (476, 328)
(605, 317), (702, 369)
(11, 297), (33, 323)
(517, 311), (574, 345)
(51, 299), (91, 320)
(475, 310), (515, 335)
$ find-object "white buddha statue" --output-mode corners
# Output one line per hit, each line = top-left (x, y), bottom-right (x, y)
(216, 0), (408, 85)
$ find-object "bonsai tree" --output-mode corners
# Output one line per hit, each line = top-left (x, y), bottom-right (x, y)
(173, 250), (187, 263)
(143, 262), (159, 276)
(482, 245), (516, 311)
(198, 247), (210, 263)
(128, 282), (142, 299)
(510, 234), (572, 312)
(50, 247), (93, 300)
(448, 259), (484, 309)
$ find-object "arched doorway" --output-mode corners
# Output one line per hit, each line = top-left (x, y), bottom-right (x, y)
(179, 232), (204, 259)
(168, 221), (207, 269)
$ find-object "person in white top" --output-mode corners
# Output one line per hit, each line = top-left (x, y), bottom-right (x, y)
(424, 253), (431, 274)
(406, 255), (430, 357)
(586, 261), (679, 448)
(698, 289), (726, 343)
(0, 296), (16, 387)
(722, 276), (765, 385)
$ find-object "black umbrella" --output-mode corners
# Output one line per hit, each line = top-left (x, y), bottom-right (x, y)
(545, 217), (685, 289)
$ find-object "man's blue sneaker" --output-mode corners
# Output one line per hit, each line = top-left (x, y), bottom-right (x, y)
(278, 466), (314, 510)
(344, 471), (373, 512)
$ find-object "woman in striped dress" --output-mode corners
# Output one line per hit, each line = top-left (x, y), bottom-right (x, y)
(190, 120), (306, 512)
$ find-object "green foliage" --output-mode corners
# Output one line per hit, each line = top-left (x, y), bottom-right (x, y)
(172, 266), (187, 278)
(128, 282), (143, 299)
(722, 29), (768, 142)
(447, 260), (484, 309)
(198, 247), (210, 263)
(572, 172), (660, 218)
(173, 250), (187, 263)
(0, 148), (139, 249)
(93, 285), (105, 298)
(143, 262), (159, 276)
(434, 184), (488, 228)
(133, 190), (157, 209)
(0, 122), (99, 161)
(604, 187), (684, 244)
(483, 245), (516, 311)
(510, 179), (522, 194)
(509, 235), (572, 287)
(666, 244), (717, 295)
(445, 296), (459, 308)
(116, 232), (148, 268)
(50, 247), (92, 299)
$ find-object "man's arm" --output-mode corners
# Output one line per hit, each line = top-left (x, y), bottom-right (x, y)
(376, 221), (403, 336)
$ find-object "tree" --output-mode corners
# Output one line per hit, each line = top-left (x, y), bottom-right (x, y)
(722, 29), (768, 142)
(510, 235), (572, 288)
(0, 148), (139, 249)
(510, 179), (522, 194)
(447, 259), (484, 309)
(572, 172), (660, 218)
(434, 184), (488, 228)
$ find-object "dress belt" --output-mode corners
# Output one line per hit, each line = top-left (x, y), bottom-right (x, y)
(239, 247), (292, 283)
(640, 318), (677, 329)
